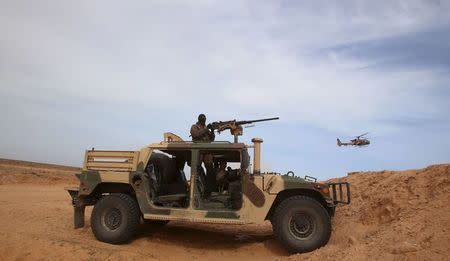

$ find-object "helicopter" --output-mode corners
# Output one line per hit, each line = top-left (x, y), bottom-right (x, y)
(337, 132), (370, 147)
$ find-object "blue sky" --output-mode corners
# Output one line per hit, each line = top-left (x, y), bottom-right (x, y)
(1, 1), (449, 179)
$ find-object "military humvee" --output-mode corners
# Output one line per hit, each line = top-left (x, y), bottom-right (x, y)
(66, 132), (350, 253)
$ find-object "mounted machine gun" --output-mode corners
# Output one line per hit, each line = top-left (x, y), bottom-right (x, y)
(207, 117), (279, 142)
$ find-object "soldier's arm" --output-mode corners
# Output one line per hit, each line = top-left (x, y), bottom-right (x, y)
(190, 125), (209, 139)
(190, 125), (199, 138)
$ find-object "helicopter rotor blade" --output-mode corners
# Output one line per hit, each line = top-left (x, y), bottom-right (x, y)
(357, 132), (369, 138)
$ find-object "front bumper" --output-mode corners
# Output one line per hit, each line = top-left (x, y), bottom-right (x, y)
(328, 182), (351, 205)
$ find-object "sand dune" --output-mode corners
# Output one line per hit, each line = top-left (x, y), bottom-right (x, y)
(0, 159), (448, 260)
(0, 159), (79, 185)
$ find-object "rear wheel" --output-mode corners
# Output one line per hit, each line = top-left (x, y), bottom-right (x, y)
(271, 196), (331, 253)
(91, 193), (140, 244)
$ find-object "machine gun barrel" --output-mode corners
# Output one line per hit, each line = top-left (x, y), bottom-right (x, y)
(235, 117), (279, 125)
(208, 117), (279, 142)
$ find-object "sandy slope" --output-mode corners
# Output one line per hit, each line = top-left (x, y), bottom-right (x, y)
(0, 159), (79, 185)
(0, 159), (449, 260)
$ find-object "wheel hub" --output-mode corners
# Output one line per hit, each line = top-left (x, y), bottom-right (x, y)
(289, 213), (315, 239)
(104, 208), (122, 230)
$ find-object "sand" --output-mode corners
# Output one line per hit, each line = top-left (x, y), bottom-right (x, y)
(0, 159), (449, 260)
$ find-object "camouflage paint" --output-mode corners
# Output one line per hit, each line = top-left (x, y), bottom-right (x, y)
(71, 132), (335, 225)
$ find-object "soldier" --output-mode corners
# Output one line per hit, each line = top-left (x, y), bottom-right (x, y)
(215, 160), (228, 192)
(190, 114), (215, 198)
(200, 152), (215, 199)
(190, 114), (215, 142)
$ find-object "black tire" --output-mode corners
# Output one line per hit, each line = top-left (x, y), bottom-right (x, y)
(91, 193), (140, 244)
(271, 196), (331, 254)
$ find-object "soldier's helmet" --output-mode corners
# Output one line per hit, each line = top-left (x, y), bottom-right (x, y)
(198, 114), (206, 122)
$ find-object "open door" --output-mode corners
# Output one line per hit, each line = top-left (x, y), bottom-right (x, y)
(193, 149), (243, 211)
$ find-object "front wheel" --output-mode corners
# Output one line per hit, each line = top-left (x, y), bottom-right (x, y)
(271, 196), (331, 253)
(91, 193), (140, 244)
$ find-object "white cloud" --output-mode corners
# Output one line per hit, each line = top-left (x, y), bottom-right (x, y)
(1, 1), (450, 167)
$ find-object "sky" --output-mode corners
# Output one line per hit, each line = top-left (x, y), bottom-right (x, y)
(1, 0), (449, 179)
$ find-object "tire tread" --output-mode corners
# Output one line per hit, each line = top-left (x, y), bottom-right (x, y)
(91, 193), (140, 244)
(271, 195), (331, 253)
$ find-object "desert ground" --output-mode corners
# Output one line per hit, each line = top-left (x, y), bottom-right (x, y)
(0, 158), (449, 261)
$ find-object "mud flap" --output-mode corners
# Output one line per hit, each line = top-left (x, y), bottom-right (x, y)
(66, 189), (85, 229)
(74, 206), (86, 229)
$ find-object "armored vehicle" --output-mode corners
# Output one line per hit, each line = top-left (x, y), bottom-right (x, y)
(66, 132), (350, 253)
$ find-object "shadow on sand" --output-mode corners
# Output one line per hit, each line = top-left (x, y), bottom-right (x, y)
(134, 221), (288, 256)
